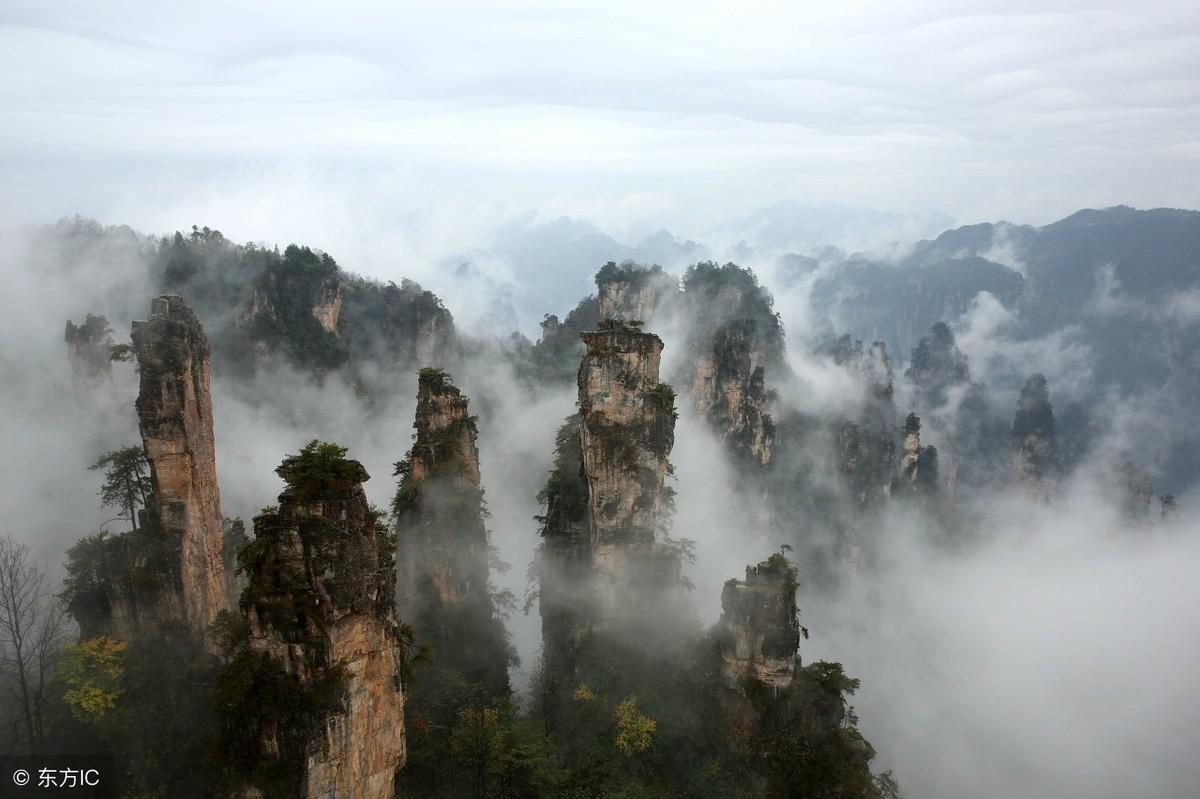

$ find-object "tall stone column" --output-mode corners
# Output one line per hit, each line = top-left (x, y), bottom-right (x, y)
(131, 295), (227, 636)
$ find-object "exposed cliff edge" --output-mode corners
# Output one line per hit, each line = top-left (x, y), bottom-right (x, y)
(678, 263), (783, 467)
(591, 261), (781, 467)
(151, 229), (458, 398)
(714, 554), (886, 798)
(219, 442), (407, 799)
(595, 260), (677, 322)
(131, 294), (229, 638)
(538, 318), (686, 694)
(717, 557), (801, 691)
(393, 368), (512, 695)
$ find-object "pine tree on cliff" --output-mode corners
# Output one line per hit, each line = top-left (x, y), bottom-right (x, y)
(392, 368), (514, 697)
(216, 440), (408, 799)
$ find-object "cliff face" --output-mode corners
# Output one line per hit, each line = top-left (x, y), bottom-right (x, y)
(131, 295), (228, 637)
(64, 528), (186, 642)
(238, 445), (406, 799)
(65, 314), (115, 389)
(360, 279), (456, 368)
(393, 369), (510, 694)
(579, 322), (676, 569)
(691, 321), (776, 466)
(596, 261), (676, 322)
(825, 336), (899, 511)
(718, 560), (800, 691)
(1012, 373), (1057, 500)
(310, 279), (343, 334)
(539, 319), (682, 685)
(714, 556), (880, 797)
(233, 246), (348, 373)
(589, 261), (781, 468)
(836, 421), (896, 511)
(896, 412), (939, 499)
(680, 264), (783, 467)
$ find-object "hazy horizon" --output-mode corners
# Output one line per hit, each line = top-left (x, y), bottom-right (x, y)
(4, 1), (1198, 245)
(2, 3), (1198, 798)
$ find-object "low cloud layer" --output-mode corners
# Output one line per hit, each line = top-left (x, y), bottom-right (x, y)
(803, 484), (1200, 799)
(3, 1), (1199, 238)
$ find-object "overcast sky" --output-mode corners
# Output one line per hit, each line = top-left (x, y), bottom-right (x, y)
(2, 0), (1198, 246)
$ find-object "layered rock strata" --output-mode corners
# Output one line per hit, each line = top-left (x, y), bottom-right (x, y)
(131, 295), (228, 637)
(539, 319), (681, 683)
(595, 261), (676, 322)
(393, 368), (509, 693)
(690, 321), (776, 466)
(239, 447), (407, 799)
(717, 560), (801, 692)
(715, 555), (879, 794)
(680, 264), (783, 467)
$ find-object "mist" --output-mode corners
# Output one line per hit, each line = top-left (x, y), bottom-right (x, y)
(2, 2), (1198, 794)
(803, 484), (1200, 798)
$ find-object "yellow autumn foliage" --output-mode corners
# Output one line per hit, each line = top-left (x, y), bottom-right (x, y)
(55, 636), (127, 723)
(613, 696), (656, 757)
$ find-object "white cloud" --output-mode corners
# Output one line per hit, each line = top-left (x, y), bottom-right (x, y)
(2, 1), (1198, 231)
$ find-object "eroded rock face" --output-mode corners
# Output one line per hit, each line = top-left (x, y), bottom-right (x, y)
(241, 451), (406, 799)
(371, 279), (457, 369)
(402, 369), (481, 487)
(1012, 373), (1057, 501)
(64, 528), (187, 641)
(679, 264), (783, 468)
(230, 248), (349, 374)
(835, 420), (896, 509)
(131, 295), (227, 637)
(222, 518), (248, 609)
(691, 322), (776, 466)
(394, 369), (509, 694)
(579, 322), (674, 557)
(718, 562), (800, 691)
(596, 261), (676, 322)
(714, 556), (879, 795)
(825, 336), (898, 510)
(539, 314), (562, 342)
(590, 261), (782, 468)
(899, 419), (921, 486)
(539, 320), (682, 685)
(310, 279), (343, 335)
